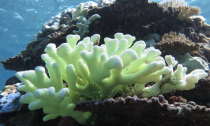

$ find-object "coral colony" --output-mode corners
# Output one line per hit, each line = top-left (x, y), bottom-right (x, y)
(16, 33), (207, 125)
(1, 0), (210, 125)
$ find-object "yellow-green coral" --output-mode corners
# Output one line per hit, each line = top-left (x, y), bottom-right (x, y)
(16, 33), (208, 124)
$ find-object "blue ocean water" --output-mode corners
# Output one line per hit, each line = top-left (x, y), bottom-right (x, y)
(0, 0), (209, 90)
(0, 0), (87, 90)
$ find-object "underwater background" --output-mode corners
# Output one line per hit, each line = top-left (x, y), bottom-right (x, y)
(1, 0), (210, 125)
(0, 0), (86, 90)
(0, 0), (209, 90)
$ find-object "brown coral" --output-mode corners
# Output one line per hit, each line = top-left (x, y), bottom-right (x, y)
(185, 16), (210, 38)
(75, 95), (210, 126)
(159, 0), (200, 21)
(154, 31), (200, 56)
(159, 0), (188, 9)
(1, 54), (26, 71)
(175, 6), (201, 21)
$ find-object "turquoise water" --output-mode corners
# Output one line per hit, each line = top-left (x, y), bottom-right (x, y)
(0, 0), (86, 90)
(0, 0), (209, 90)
